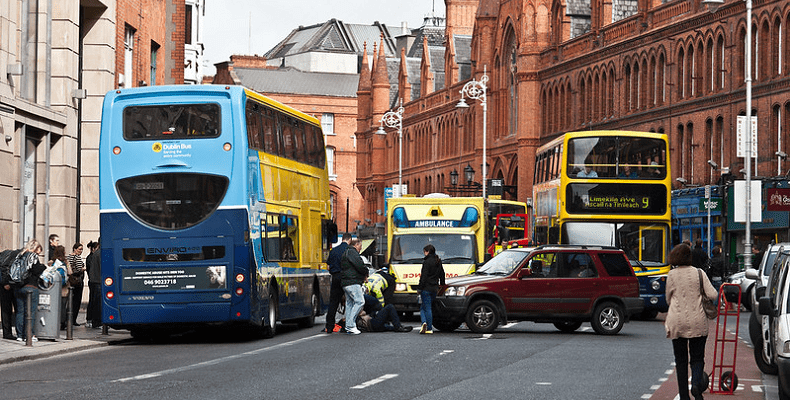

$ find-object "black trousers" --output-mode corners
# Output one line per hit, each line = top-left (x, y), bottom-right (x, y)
(325, 273), (343, 331)
(672, 335), (707, 400)
(86, 282), (102, 325)
(70, 283), (84, 324)
(0, 285), (17, 338)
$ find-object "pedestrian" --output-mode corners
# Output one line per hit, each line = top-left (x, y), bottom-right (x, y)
(665, 243), (718, 400)
(66, 243), (85, 326)
(85, 240), (102, 328)
(691, 239), (709, 272)
(364, 265), (396, 307)
(47, 234), (59, 263)
(707, 246), (725, 292)
(323, 233), (352, 334)
(51, 245), (72, 330)
(417, 244), (445, 335)
(0, 246), (23, 340)
(357, 294), (412, 333)
(340, 238), (367, 335)
(14, 239), (46, 342)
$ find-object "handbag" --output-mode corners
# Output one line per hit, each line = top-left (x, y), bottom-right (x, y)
(698, 269), (717, 320)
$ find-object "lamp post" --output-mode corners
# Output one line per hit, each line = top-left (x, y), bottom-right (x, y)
(457, 66), (489, 198)
(702, 0), (753, 269)
(376, 102), (404, 197)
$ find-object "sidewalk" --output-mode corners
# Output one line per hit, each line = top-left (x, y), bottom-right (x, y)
(650, 314), (771, 400)
(0, 307), (131, 366)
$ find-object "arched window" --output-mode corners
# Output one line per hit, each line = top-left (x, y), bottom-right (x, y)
(706, 38), (714, 94)
(505, 29), (518, 137)
(677, 47), (686, 98)
(716, 35), (725, 90)
(624, 64), (632, 111)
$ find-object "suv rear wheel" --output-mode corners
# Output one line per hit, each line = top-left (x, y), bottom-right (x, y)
(590, 301), (624, 335)
(466, 299), (499, 333)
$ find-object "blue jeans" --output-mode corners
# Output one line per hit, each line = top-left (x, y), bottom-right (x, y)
(15, 285), (39, 340)
(420, 290), (437, 330)
(343, 284), (364, 331)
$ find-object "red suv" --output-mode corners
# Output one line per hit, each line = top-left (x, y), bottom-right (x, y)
(434, 245), (643, 335)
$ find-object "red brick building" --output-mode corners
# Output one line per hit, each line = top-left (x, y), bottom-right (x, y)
(356, 0), (790, 224)
(115, 0), (187, 87)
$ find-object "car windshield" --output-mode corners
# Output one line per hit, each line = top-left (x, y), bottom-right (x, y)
(390, 233), (476, 264)
(477, 250), (529, 275)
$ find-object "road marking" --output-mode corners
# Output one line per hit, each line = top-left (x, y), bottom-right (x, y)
(650, 385), (660, 390)
(351, 374), (398, 389)
(502, 322), (517, 328)
(535, 382), (551, 385)
(472, 334), (492, 340)
(641, 395), (652, 399)
(440, 350), (454, 355)
(752, 385), (763, 392)
(112, 334), (324, 382)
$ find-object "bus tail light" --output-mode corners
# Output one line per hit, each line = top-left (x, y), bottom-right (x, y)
(223, 142), (232, 151)
(106, 291), (114, 299)
(113, 146), (121, 155)
(235, 273), (244, 283)
(104, 277), (114, 286)
(235, 287), (244, 296)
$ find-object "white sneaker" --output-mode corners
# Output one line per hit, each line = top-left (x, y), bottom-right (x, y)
(346, 327), (362, 335)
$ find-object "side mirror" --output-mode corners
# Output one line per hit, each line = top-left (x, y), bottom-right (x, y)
(759, 296), (775, 317)
(745, 268), (759, 280)
(755, 285), (766, 300)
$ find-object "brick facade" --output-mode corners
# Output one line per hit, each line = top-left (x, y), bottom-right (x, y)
(356, 0), (790, 224)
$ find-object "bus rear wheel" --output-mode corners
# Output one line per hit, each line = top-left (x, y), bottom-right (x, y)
(297, 290), (318, 329)
(262, 292), (278, 338)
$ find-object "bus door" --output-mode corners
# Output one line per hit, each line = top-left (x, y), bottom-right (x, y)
(638, 226), (665, 263)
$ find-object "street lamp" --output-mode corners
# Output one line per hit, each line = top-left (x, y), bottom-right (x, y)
(702, 0), (753, 269)
(450, 168), (459, 186)
(457, 66), (489, 198)
(377, 101), (404, 197)
(464, 163), (475, 185)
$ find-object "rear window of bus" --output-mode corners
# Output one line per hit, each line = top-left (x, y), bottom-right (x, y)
(123, 103), (220, 140)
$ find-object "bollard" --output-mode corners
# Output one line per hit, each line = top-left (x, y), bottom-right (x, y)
(25, 290), (32, 347)
(66, 286), (73, 340)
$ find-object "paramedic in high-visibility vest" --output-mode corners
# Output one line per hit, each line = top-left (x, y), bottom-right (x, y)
(364, 265), (396, 307)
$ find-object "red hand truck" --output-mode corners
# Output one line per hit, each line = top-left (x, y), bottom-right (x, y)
(709, 282), (741, 394)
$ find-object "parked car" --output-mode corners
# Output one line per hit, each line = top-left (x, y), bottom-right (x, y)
(758, 247), (790, 397)
(748, 243), (786, 348)
(433, 245), (643, 335)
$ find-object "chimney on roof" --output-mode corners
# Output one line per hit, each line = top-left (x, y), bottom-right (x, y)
(395, 22), (415, 58)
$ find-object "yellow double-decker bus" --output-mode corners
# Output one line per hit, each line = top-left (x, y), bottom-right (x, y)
(532, 131), (671, 318)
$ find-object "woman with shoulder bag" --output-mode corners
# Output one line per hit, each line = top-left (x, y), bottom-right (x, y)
(65, 243), (85, 327)
(665, 243), (719, 400)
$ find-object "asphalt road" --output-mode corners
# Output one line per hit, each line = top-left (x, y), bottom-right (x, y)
(0, 315), (746, 400)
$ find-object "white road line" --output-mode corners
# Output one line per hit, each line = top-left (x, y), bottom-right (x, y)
(641, 394), (652, 399)
(440, 350), (455, 355)
(535, 382), (551, 385)
(752, 385), (764, 392)
(351, 374), (398, 389)
(472, 334), (492, 340)
(112, 334), (323, 382)
(502, 322), (517, 328)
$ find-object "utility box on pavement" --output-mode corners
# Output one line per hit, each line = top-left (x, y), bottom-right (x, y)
(35, 266), (63, 340)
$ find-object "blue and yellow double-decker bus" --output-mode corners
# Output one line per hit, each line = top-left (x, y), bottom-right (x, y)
(99, 85), (335, 338)
(533, 131), (671, 318)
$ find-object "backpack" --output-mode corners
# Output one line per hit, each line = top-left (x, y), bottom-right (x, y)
(0, 249), (23, 285)
(8, 252), (31, 286)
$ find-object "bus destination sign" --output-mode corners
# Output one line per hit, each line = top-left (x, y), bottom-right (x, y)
(566, 183), (667, 215)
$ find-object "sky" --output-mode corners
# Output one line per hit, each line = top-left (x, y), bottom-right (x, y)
(202, 0), (446, 76)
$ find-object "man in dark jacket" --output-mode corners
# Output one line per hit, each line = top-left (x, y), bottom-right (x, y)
(0, 247), (23, 339)
(341, 238), (367, 335)
(323, 233), (352, 333)
(417, 244), (445, 334)
(708, 245), (725, 291)
(14, 240), (47, 342)
(691, 239), (709, 272)
(85, 240), (102, 329)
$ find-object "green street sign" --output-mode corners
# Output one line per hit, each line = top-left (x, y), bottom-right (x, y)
(700, 197), (722, 211)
